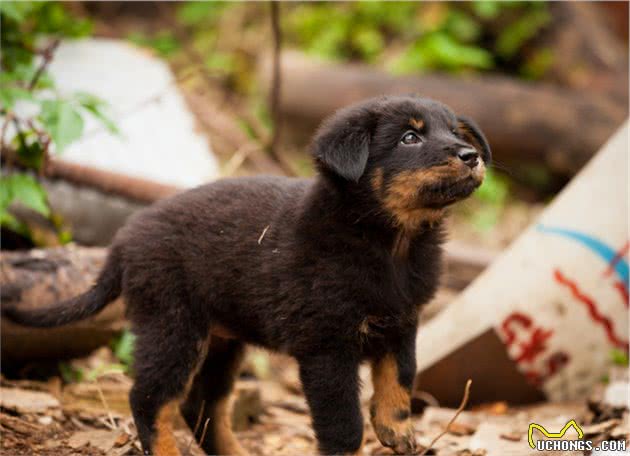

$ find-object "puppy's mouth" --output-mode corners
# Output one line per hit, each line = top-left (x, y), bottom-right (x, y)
(403, 159), (486, 209)
(421, 173), (483, 208)
(379, 159), (486, 228)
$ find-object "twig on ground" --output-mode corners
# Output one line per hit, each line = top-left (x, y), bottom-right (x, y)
(198, 418), (211, 449)
(94, 381), (117, 430)
(186, 400), (207, 453)
(419, 379), (472, 456)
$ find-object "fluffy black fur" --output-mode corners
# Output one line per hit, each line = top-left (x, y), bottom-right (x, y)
(5, 95), (491, 455)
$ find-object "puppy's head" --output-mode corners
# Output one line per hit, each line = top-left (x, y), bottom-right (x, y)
(311, 95), (491, 230)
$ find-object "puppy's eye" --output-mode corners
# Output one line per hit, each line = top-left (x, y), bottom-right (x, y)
(401, 131), (421, 145)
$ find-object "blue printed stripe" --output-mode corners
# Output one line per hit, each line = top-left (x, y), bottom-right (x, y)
(537, 225), (629, 285)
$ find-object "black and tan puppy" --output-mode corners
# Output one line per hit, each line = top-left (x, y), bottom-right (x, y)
(5, 95), (490, 455)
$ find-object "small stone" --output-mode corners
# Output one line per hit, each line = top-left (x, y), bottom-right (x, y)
(37, 416), (54, 426)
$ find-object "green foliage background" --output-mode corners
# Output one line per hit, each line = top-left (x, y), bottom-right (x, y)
(0, 2), (115, 242)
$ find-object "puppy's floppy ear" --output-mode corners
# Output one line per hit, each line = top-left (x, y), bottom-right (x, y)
(311, 105), (377, 182)
(457, 115), (491, 164)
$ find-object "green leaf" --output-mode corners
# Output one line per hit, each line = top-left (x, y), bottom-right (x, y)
(0, 178), (12, 212)
(391, 32), (494, 74)
(205, 53), (235, 73)
(520, 48), (553, 80)
(352, 27), (384, 61)
(1, 173), (50, 217)
(0, 1), (31, 22)
(58, 229), (73, 245)
(445, 11), (481, 43)
(127, 31), (179, 57)
(39, 100), (84, 152)
(472, 1), (501, 20)
(112, 330), (136, 367)
(0, 210), (30, 237)
(74, 92), (119, 134)
(177, 1), (226, 26)
(610, 349), (629, 367)
(0, 85), (34, 108)
(15, 134), (46, 170)
(496, 7), (551, 58)
(58, 362), (84, 383)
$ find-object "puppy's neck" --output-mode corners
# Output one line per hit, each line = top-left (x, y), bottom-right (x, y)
(306, 177), (444, 254)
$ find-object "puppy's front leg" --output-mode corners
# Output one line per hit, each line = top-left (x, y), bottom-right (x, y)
(298, 354), (364, 455)
(370, 331), (418, 454)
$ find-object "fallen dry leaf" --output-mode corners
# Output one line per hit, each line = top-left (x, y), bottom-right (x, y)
(67, 429), (118, 453)
(447, 421), (477, 436)
(472, 402), (508, 415)
(499, 432), (522, 442)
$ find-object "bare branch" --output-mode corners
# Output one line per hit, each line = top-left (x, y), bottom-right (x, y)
(419, 379), (472, 456)
(269, 0), (282, 155)
(28, 39), (60, 91)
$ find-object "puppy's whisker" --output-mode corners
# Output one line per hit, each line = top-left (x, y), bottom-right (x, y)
(488, 161), (512, 176)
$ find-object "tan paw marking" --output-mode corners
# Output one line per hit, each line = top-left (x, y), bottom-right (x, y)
(370, 355), (418, 454)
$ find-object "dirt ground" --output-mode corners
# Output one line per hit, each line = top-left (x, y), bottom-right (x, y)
(1, 349), (628, 456)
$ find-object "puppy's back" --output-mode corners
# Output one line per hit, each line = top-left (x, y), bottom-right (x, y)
(113, 176), (311, 305)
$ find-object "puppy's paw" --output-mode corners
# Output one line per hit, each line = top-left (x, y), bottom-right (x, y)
(371, 408), (418, 454)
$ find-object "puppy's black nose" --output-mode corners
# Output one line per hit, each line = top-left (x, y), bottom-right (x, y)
(457, 147), (479, 168)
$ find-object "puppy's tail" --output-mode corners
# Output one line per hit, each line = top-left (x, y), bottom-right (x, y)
(3, 247), (123, 328)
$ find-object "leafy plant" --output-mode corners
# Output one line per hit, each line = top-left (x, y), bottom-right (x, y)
(58, 361), (84, 383)
(1, 1), (116, 244)
(610, 348), (629, 367)
(283, 1), (551, 76)
(127, 31), (180, 58)
(0, 173), (49, 235)
(111, 330), (136, 372)
(470, 169), (510, 231)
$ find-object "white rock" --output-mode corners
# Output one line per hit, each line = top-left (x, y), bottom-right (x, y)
(47, 38), (219, 188)
(604, 381), (629, 408)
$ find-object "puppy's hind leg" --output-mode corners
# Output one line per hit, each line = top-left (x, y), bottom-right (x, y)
(180, 336), (247, 456)
(129, 319), (208, 456)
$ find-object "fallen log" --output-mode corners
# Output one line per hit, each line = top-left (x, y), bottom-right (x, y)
(263, 52), (627, 176)
(1, 246), (125, 361)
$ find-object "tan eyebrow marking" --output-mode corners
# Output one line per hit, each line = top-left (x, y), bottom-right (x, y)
(409, 118), (424, 130)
